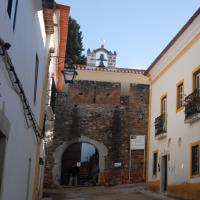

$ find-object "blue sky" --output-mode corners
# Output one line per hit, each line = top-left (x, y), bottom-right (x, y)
(81, 143), (95, 162)
(57, 0), (199, 69)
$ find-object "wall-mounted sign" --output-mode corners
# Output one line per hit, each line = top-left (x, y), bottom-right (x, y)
(114, 162), (122, 168)
(130, 135), (145, 150)
(77, 162), (81, 167)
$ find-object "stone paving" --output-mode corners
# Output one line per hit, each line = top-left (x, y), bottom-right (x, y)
(43, 184), (184, 200)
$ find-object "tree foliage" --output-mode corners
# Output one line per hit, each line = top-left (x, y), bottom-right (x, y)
(66, 17), (86, 65)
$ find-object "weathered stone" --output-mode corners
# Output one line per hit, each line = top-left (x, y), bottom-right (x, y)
(44, 81), (149, 187)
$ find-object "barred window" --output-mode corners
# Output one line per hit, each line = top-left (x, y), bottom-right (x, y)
(195, 72), (200, 90)
(153, 152), (158, 176)
(192, 145), (199, 175)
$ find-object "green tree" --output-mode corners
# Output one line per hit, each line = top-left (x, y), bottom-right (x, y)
(66, 17), (86, 65)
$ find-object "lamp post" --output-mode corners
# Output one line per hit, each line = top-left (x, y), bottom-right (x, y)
(63, 60), (78, 84)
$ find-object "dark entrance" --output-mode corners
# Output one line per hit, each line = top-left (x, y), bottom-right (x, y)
(161, 155), (168, 192)
(61, 142), (99, 186)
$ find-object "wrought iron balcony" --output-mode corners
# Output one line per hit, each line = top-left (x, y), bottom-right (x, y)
(185, 89), (200, 123)
(155, 113), (167, 137)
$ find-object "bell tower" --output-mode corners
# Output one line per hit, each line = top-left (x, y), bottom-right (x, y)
(87, 45), (117, 68)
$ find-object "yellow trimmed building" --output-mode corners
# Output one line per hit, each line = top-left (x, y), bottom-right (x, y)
(145, 8), (200, 200)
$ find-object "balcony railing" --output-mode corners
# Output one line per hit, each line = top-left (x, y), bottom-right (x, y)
(155, 113), (167, 136)
(185, 89), (200, 120)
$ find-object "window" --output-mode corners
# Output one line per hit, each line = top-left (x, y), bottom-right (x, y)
(7, 0), (18, 30)
(161, 94), (167, 114)
(176, 80), (184, 111)
(34, 53), (39, 104)
(50, 77), (57, 113)
(153, 151), (158, 176)
(193, 70), (200, 90)
(196, 73), (200, 90)
(7, 0), (13, 18)
(191, 144), (199, 176)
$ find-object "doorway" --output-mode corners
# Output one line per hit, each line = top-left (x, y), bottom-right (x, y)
(60, 142), (99, 186)
(161, 155), (168, 192)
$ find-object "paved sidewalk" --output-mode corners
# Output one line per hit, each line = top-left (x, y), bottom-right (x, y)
(43, 184), (185, 200)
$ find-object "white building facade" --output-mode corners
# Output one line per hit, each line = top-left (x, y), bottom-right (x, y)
(146, 8), (200, 199)
(0, 0), (69, 200)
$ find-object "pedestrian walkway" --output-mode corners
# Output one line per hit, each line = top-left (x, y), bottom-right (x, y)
(43, 184), (185, 200)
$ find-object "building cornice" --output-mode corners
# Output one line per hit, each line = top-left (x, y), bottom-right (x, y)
(75, 65), (145, 74)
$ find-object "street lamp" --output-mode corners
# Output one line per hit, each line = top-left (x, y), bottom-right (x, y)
(63, 60), (78, 84)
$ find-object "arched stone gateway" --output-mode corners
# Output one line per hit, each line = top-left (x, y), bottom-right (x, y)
(52, 136), (108, 186)
(44, 85), (148, 187)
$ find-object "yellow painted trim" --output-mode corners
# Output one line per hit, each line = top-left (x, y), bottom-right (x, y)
(150, 33), (200, 85)
(192, 65), (200, 91)
(176, 106), (184, 113)
(146, 73), (151, 78)
(190, 141), (200, 178)
(147, 180), (160, 192)
(168, 183), (200, 200)
(176, 79), (184, 113)
(192, 64), (200, 74)
(153, 150), (158, 176)
(146, 87), (152, 183)
(160, 93), (167, 114)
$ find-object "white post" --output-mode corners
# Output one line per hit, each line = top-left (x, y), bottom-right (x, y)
(129, 136), (132, 182)
(129, 147), (132, 182)
(143, 136), (146, 178)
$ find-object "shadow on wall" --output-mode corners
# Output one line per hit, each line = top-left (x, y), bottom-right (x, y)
(70, 105), (80, 139)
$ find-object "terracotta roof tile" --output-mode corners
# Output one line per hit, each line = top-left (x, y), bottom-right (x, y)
(75, 65), (145, 74)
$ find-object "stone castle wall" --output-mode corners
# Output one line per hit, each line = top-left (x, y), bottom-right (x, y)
(68, 81), (121, 105)
(44, 81), (149, 186)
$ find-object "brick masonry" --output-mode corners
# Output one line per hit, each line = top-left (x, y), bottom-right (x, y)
(68, 81), (121, 105)
(44, 80), (149, 187)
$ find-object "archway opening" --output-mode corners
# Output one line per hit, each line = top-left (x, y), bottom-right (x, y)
(60, 142), (99, 186)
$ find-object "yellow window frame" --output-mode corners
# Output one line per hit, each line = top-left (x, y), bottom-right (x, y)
(176, 79), (184, 112)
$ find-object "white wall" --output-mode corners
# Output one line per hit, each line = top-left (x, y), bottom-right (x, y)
(0, 0), (49, 199)
(148, 14), (200, 187)
(47, 10), (60, 98)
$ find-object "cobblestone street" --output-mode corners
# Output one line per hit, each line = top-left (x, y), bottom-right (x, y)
(43, 184), (182, 200)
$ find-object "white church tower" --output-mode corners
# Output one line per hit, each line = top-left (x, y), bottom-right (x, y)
(87, 45), (117, 68)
